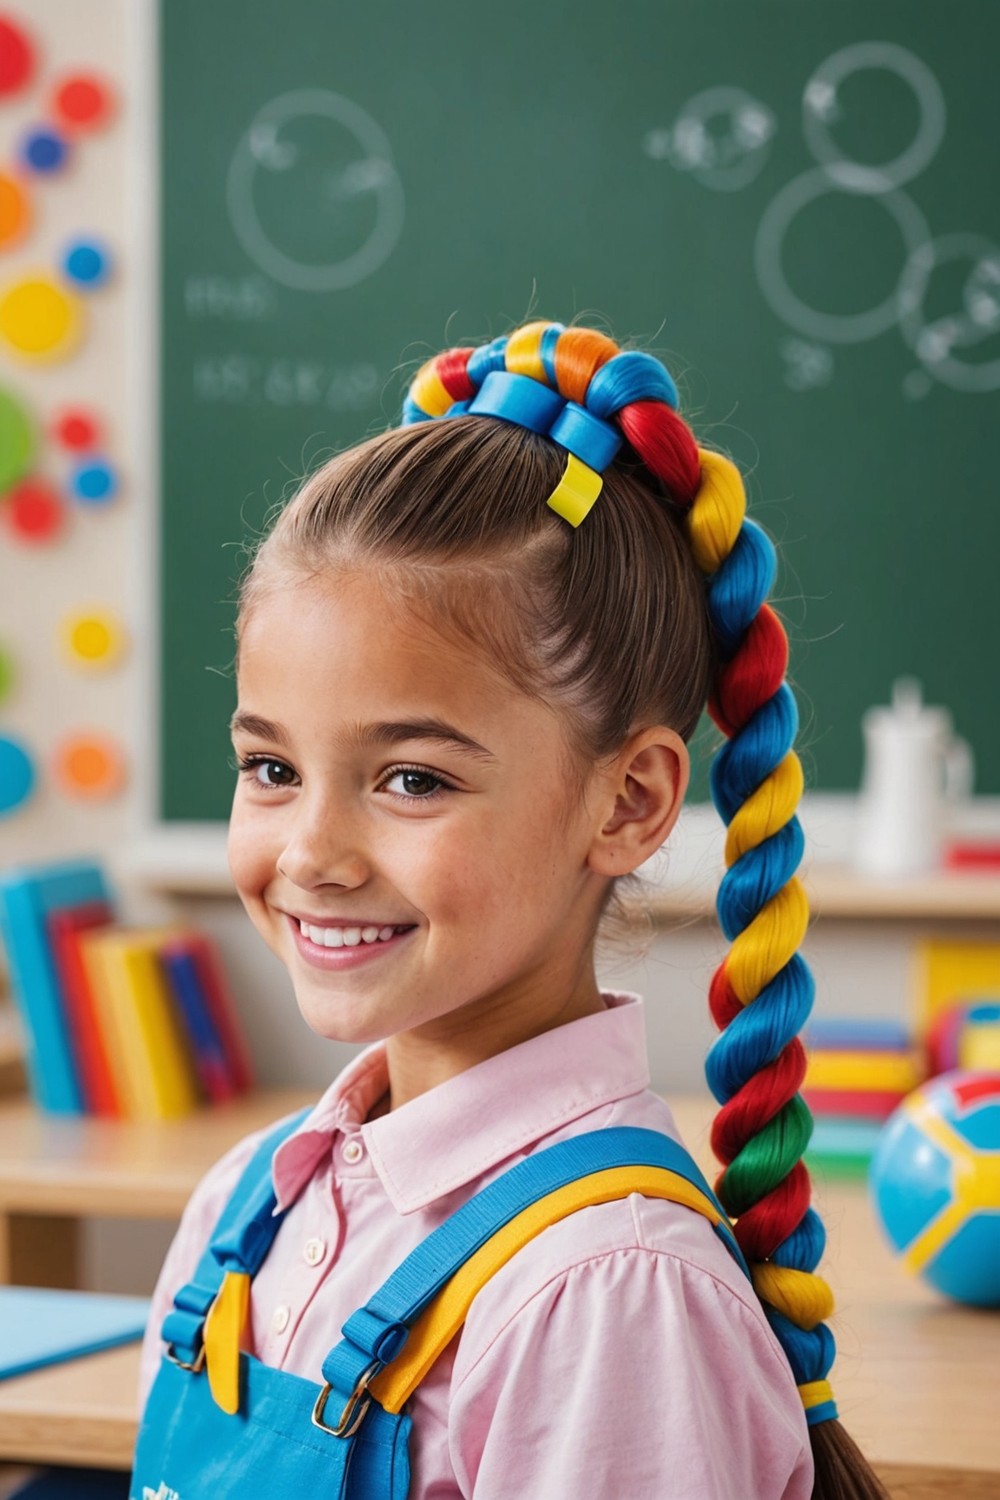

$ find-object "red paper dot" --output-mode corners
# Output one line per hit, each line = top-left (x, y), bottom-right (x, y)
(52, 407), (101, 450)
(0, 18), (35, 98)
(52, 72), (114, 132)
(4, 477), (65, 541)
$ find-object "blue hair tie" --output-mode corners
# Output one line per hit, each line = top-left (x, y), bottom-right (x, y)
(468, 371), (622, 473)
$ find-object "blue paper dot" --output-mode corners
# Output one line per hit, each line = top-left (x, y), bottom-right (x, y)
(21, 127), (68, 174)
(63, 239), (112, 288)
(0, 736), (35, 816)
(71, 459), (117, 504)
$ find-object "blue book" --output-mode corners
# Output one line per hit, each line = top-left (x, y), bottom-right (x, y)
(0, 859), (111, 1113)
(0, 1286), (150, 1381)
(804, 1018), (912, 1053)
(159, 941), (236, 1103)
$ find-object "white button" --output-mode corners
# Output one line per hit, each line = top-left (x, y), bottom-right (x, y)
(272, 1304), (290, 1334)
(342, 1138), (364, 1164)
(303, 1236), (326, 1266)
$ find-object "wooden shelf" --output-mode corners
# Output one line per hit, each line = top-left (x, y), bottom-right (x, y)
(0, 1088), (314, 1221)
(633, 863), (1000, 923)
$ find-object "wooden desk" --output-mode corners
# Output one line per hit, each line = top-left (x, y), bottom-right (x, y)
(0, 1093), (996, 1496)
(0, 1087), (314, 1286)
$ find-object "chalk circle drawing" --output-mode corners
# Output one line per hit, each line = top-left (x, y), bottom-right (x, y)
(642, 86), (776, 191)
(755, 167), (929, 344)
(899, 233), (1000, 393)
(227, 89), (404, 292)
(803, 40), (946, 192)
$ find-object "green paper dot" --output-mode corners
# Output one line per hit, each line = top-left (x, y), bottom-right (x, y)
(0, 387), (33, 494)
(0, 645), (14, 704)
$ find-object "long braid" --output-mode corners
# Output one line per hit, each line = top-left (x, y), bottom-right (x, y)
(402, 320), (888, 1498)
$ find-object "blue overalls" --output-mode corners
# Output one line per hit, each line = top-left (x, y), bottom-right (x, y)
(131, 1110), (749, 1499)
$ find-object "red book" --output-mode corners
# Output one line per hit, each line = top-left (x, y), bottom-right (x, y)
(803, 1086), (906, 1122)
(47, 903), (122, 1116)
(943, 840), (1000, 870)
(180, 931), (254, 1093)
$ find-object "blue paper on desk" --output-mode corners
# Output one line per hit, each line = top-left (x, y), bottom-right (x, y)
(0, 1286), (150, 1381)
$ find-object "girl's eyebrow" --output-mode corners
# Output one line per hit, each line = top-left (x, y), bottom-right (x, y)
(229, 711), (497, 763)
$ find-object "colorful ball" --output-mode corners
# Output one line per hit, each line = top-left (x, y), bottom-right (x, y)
(869, 1071), (1000, 1307)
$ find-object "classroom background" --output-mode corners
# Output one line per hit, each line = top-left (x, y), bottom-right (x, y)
(1, 0), (998, 1373)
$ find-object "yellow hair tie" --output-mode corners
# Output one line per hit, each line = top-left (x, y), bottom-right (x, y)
(546, 452), (604, 528)
(798, 1379), (835, 1410)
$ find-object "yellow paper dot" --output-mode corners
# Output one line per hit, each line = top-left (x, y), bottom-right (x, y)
(53, 733), (127, 799)
(0, 275), (82, 360)
(61, 609), (126, 669)
(0, 172), (29, 248)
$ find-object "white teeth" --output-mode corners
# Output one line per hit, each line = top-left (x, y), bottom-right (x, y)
(299, 919), (408, 949)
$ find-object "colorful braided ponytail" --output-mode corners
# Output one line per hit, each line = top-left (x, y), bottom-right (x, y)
(399, 320), (889, 1500)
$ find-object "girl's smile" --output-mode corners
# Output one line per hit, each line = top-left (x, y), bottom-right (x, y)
(227, 568), (617, 1093)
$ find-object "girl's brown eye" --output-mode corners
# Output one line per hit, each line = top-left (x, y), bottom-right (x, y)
(258, 761), (294, 786)
(399, 770), (438, 796)
(235, 755), (297, 788)
(381, 766), (451, 801)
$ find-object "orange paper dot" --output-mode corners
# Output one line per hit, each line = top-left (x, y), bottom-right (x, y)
(53, 732), (126, 799)
(0, 275), (82, 360)
(52, 73), (114, 132)
(0, 171), (29, 248)
(61, 608), (126, 669)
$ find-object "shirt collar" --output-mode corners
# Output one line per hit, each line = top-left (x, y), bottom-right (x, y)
(271, 990), (650, 1215)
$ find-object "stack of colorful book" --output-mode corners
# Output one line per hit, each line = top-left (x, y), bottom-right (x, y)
(802, 1018), (923, 1176)
(0, 857), (254, 1118)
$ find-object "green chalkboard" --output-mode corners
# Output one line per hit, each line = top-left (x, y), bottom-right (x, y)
(158, 0), (1000, 820)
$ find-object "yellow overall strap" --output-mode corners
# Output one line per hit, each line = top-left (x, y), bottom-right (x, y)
(369, 1164), (733, 1413)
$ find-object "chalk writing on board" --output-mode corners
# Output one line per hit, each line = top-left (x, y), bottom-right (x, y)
(184, 275), (274, 320)
(226, 88), (404, 293)
(192, 354), (379, 411)
(644, 39), (1000, 397)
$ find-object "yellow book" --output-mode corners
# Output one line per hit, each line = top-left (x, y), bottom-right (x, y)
(804, 1051), (922, 1093)
(911, 938), (1000, 1032)
(77, 930), (145, 1118)
(82, 927), (200, 1120)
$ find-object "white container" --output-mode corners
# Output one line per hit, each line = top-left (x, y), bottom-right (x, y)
(855, 677), (974, 878)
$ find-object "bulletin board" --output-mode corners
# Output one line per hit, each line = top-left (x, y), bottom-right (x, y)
(152, 1), (1000, 817)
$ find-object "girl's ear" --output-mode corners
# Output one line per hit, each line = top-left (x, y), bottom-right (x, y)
(586, 727), (690, 877)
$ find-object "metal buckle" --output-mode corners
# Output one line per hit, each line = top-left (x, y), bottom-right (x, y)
(164, 1341), (206, 1374)
(311, 1359), (380, 1438)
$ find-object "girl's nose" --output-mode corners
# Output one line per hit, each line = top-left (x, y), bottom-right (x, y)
(276, 805), (370, 890)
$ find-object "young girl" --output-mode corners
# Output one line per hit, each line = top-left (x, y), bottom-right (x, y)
(134, 319), (888, 1498)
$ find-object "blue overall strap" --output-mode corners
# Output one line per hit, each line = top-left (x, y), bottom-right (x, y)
(322, 1125), (748, 1400)
(159, 1106), (313, 1364)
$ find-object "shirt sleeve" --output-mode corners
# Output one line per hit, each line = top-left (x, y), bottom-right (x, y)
(446, 1243), (814, 1500)
(136, 1120), (283, 1419)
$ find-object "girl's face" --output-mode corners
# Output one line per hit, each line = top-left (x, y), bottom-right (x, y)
(228, 568), (613, 1050)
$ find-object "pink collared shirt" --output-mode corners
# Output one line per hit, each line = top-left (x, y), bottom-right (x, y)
(138, 992), (813, 1498)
